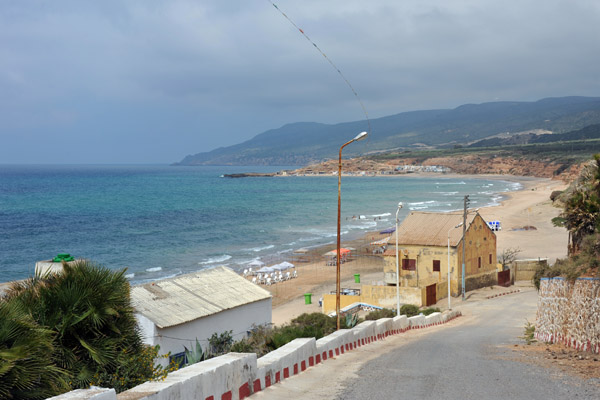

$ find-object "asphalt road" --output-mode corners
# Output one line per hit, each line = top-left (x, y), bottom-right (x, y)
(254, 289), (600, 399)
(338, 290), (599, 400)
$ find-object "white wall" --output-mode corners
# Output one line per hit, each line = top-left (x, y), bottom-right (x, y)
(138, 298), (272, 364)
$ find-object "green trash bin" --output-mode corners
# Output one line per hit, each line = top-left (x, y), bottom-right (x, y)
(354, 274), (360, 283)
(304, 293), (312, 305)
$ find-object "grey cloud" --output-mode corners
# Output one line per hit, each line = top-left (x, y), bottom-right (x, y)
(1, 0), (600, 163)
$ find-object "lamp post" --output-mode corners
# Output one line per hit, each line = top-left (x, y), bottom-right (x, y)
(447, 222), (463, 311)
(395, 202), (403, 316)
(336, 131), (368, 330)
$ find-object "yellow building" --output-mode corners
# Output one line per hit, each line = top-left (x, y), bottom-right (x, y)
(383, 211), (497, 303)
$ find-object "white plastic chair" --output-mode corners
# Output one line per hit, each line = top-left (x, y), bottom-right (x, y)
(252, 277), (257, 284)
(293, 270), (298, 278)
(266, 277), (272, 286)
(243, 269), (248, 277)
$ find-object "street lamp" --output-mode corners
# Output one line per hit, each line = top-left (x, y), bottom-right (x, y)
(447, 222), (463, 310)
(336, 131), (368, 330)
(395, 202), (403, 316)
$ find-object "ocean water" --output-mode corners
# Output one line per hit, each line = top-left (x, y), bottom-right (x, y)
(0, 164), (520, 283)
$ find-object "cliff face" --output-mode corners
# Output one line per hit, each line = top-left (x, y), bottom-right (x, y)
(292, 155), (582, 181)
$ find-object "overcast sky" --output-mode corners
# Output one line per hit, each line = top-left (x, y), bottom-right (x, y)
(2, 0), (600, 164)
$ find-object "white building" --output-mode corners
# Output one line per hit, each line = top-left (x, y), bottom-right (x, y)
(132, 266), (272, 364)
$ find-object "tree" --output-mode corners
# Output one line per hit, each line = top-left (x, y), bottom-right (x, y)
(553, 155), (600, 253)
(497, 247), (522, 270)
(0, 299), (69, 399)
(6, 260), (149, 391)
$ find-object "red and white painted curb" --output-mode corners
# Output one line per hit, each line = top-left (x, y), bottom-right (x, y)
(486, 289), (520, 299)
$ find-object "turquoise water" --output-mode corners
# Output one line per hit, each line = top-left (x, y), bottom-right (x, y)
(0, 165), (520, 283)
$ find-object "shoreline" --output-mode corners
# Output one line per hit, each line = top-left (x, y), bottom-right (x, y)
(266, 174), (568, 324)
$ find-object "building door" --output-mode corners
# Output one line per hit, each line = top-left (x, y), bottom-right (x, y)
(426, 284), (437, 306)
(498, 270), (510, 287)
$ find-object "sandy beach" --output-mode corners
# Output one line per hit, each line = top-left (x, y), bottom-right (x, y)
(266, 174), (568, 325)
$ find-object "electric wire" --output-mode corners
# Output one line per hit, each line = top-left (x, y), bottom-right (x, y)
(267, 1), (371, 136)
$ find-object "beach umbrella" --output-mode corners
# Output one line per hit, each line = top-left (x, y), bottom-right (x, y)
(248, 260), (265, 268)
(272, 261), (294, 271)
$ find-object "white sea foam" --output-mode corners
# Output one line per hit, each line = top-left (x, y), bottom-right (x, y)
(244, 245), (275, 252)
(408, 200), (436, 206)
(371, 212), (392, 218)
(409, 206), (428, 210)
(199, 254), (232, 265)
(146, 267), (162, 272)
(435, 181), (466, 185)
(124, 273), (135, 279)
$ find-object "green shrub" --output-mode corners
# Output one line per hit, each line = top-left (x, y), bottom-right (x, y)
(0, 299), (69, 400)
(5, 260), (156, 393)
(519, 321), (537, 345)
(400, 304), (420, 317)
(208, 331), (233, 357)
(420, 307), (441, 316)
(365, 308), (395, 320)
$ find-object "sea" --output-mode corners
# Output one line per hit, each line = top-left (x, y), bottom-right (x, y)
(0, 164), (521, 284)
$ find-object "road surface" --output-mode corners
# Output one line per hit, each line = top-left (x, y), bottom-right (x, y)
(254, 288), (599, 399)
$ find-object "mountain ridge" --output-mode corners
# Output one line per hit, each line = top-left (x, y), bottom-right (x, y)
(174, 96), (600, 166)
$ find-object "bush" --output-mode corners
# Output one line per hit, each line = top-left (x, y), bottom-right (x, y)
(0, 299), (69, 400)
(420, 307), (441, 316)
(5, 260), (155, 392)
(208, 331), (233, 357)
(400, 304), (420, 317)
(365, 308), (395, 320)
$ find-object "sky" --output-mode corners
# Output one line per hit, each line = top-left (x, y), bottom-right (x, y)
(2, 0), (600, 164)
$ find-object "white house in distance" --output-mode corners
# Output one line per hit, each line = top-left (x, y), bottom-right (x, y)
(131, 266), (272, 364)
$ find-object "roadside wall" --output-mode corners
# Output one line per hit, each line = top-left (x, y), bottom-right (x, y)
(322, 284), (425, 313)
(514, 258), (547, 282)
(57, 310), (462, 400)
(535, 277), (600, 354)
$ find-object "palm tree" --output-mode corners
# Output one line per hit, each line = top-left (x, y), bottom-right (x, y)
(7, 260), (143, 389)
(556, 155), (600, 253)
(0, 299), (69, 399)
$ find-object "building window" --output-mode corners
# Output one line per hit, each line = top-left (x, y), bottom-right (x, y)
(402, 258), (416, 271)
(489, 253), (492, 264)
(478, 257), (482, 268)
(433, 260), (440, 272)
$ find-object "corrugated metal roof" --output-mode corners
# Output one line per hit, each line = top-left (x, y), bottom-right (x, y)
(386, 211), (479, 249)
(131, 266), (272, 329)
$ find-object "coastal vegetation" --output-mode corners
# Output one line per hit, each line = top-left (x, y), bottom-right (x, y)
(0, 260), (170, 398)
(534, 154), (600, 288)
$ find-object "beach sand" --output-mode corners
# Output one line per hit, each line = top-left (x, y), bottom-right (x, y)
(266, 175), (568, 325)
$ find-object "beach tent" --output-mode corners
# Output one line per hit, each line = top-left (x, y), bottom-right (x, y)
(379, 227), (396, 234)
(272, 261), (294, 271)
(248, 260), (265, 268)
(323, 248), (351, 256)
(257, 266), (275, 273)
(370, 237), (391, 246)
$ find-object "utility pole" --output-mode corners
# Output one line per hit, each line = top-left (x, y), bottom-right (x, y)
(462, 195), (469, 300)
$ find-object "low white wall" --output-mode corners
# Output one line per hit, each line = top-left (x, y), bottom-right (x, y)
(118, 352), (256, 400)
(56, 311), (462, 399)
(392, 315), (409, 332)
(256, 338), (316, 389)
(48, 388), (116, 400)
(408, 314), (426, 329)
(315, 329), (354, 362)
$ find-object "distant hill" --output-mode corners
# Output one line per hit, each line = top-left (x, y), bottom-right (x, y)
(469, 123), (600, 147)
(174, 96), (600, 166)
